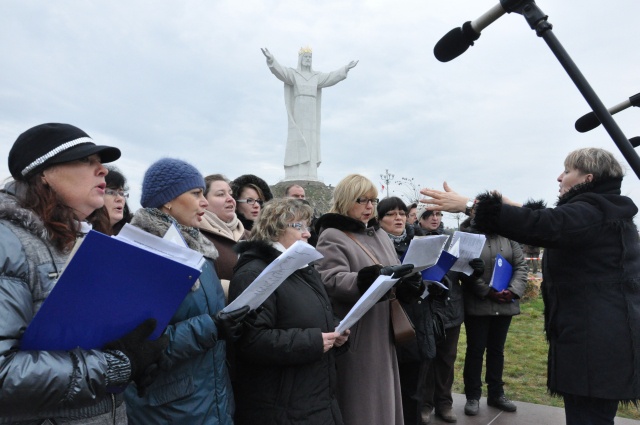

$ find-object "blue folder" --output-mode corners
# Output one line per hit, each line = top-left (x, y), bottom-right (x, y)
(421, 251), (457, 282)
(489, 253), (513, 292)
(21, 230), (201, 351)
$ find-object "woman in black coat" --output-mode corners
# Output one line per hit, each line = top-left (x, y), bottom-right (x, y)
(377, 197), (435, 425)
(421, 147), (640, 425)
(229, 198), (349, 425)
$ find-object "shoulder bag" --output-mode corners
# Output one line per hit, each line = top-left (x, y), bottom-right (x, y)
(343, 231), (416, 346)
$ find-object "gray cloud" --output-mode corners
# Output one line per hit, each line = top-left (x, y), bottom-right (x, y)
(1, 0), (639, 229)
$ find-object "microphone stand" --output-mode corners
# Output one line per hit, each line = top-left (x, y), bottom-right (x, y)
(500, 0), (640, 179)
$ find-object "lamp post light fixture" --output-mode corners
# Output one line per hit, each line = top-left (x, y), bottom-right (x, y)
(380, 169), (394, 198)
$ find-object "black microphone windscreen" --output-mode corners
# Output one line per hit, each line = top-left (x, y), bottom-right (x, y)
(434, 21), (481, 63)
(575, 111), (601, 133)
(434, 28), (471, 62)
(630, 137), (640, 148)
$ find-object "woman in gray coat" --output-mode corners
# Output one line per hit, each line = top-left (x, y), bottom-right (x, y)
(458, 217), (527, 416)
(314, 174), (406, 425)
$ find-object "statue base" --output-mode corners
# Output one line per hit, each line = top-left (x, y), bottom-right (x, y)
(271, 180), (335, 215)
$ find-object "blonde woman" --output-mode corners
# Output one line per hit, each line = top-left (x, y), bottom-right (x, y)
(314, 174), (422, 425)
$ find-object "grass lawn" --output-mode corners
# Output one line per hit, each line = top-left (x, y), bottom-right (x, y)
(451, 290), (640, 420)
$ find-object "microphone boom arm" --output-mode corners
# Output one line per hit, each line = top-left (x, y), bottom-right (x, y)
(502, 0), (640, 179)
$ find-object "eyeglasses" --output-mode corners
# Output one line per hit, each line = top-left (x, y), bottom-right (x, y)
(355, 197), (379, 205)
(105, 189), (129, 199)
(287, 222), (312, 233)
(237, 198), (264, 206)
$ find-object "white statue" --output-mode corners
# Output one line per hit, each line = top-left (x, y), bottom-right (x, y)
(262, 47), (358, 181)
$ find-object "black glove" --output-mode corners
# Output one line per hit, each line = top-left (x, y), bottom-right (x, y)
(103, 318), (169, 391)
(429, 275), (452, 301)
(469, 258), (485, 278)
(357, 264), (383, 294)
(395, 272), (426, 303)
(426, 280), (447, 299)
(213, 305), (251, 342)
(380, 263), (414, 278)
(135, 364), (161, 397)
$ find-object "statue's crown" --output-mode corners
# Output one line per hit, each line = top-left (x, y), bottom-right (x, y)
(298, 46), (312, 55)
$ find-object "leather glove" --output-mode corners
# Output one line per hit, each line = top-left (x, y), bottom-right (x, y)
(395, 272), (426, 303)
(357, 264), (383, 294)
(469, 258), (485, 278)
(103, 318), (169, 391)
(486, 288), (503, 303)
(380, 263), (414, 278)
(213, 305), (251, 342)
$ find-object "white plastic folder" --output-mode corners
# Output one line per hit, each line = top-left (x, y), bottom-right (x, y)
(21, 225), (203, 351)
(224, 240), (323, 312)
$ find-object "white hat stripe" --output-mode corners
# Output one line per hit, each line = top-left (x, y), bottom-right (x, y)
(21, 137), (93, 176)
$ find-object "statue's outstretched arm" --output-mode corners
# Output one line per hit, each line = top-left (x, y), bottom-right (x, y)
(261, 47), (275, 65)
(346, 60), (359, 70)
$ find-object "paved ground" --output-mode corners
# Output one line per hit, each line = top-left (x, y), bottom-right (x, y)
(425, 393), (640, 424)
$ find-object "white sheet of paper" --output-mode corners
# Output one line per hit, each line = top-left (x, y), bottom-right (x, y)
(163, 222), (188, 247)
(223, 240), (323, 312)
(335, 274), (399, 334)
(401, 235), (449, 271)
(449, 231), (486, 275)
(420, 279), (449, 299)
(115, 223), (204, 269)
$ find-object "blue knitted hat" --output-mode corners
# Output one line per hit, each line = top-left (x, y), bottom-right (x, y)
(140, 158), (205, 208)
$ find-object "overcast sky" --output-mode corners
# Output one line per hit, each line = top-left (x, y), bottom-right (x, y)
(1, 1), (639, 228)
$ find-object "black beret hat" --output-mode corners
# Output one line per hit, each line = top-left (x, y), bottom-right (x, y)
(231, 174), (273, 202)
(8, 123), (121, 181)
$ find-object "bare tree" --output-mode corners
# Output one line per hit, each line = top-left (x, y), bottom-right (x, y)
(393, 177), (422, 203)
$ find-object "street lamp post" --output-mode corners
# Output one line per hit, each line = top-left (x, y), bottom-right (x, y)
(380, 169), (394, 198)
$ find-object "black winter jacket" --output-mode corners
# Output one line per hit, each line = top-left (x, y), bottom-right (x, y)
(386, 225), (436, 363)
(229, 240), (344, 425)
(473, 177), (640, 401)
(422, 228), (464, 330)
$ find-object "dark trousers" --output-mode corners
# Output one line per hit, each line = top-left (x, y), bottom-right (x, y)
(463, 315), (512, 400)
(399, 359), (430, 425)
(563, 394), (618, 425)
(423, 324), (461, 411)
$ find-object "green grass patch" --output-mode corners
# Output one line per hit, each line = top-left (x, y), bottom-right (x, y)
(451, 294), (640, 420)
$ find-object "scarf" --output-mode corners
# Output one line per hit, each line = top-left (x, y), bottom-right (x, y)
(201, 210), (245, 242)
(385, 228), (407, 244)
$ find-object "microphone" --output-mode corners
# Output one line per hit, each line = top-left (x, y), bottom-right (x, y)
(631, 137), (640, 148)
(434, 3), (507, 62)
(575, 93), (640, 133)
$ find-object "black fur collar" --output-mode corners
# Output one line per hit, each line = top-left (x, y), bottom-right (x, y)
(234, 239), (285, 272)
(315, 213), (378, 234)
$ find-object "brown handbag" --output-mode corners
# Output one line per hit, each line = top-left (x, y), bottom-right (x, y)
(389, 296), (416, 345)
(343, 232), (416, 345)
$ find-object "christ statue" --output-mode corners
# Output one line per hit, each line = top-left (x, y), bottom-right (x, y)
(261, 47), (358, 181)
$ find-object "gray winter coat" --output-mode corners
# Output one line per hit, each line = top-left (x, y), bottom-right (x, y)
(0, 191), (129, 425)
(459, 220), (528, 317)
(315, 213), (404, 425)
